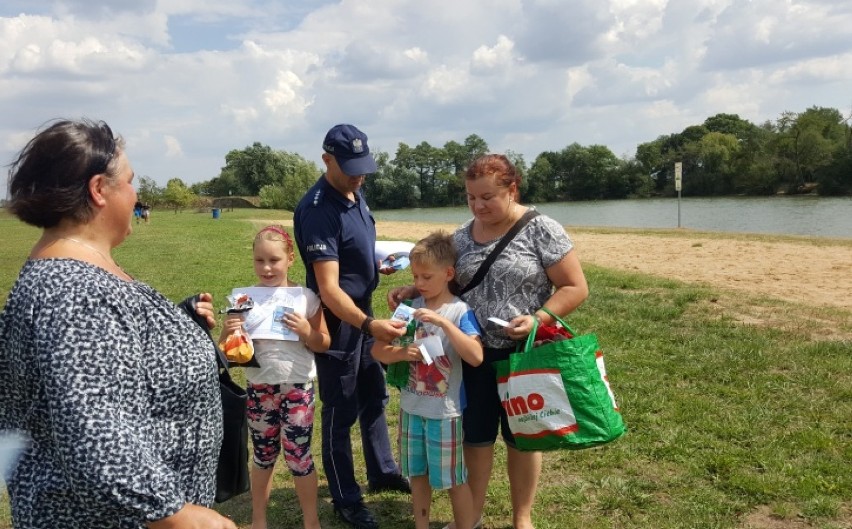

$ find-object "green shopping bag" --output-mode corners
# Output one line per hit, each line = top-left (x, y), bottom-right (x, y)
(493, 308), (625, 451)
(386, 359), (410, 388)
(385, 300), (417, 388)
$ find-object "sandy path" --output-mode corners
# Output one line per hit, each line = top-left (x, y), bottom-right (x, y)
(371, 221), (852, 311)
(270, 219), (852, 311)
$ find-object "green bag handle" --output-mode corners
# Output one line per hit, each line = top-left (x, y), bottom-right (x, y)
(522, 306), (579, 352)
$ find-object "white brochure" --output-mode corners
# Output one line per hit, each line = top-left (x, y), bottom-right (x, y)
(233, 286), (307, 341)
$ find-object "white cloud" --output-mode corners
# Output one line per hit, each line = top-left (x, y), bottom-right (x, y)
(264, 70), (312, 116)
(422, 65), (470, 104)
(471, 35), (515, 72)
(1, 0), (852, 199)
(164, 135), (183, 157)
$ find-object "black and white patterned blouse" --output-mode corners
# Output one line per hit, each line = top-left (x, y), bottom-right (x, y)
(453, 210), (574, 350)
(0, 259), (222, 529)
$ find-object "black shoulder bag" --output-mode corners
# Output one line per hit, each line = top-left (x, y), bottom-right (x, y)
(458, 209), (540, 296)
(179, 295), (251, 503)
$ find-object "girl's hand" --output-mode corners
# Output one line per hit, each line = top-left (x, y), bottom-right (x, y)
(222, 314), (244, 336)
(282, 311), (311, 341)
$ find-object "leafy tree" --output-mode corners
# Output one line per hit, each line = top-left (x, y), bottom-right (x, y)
(194, 113), (852, 210)
(277, 152), (321, 211)
(617, 159), (654, 198)
(136, 176), (163, 206)
(703, 113), (758, 140)
(258, 184), (288, 209)
(363, 151), (420, 209)
(635, 137), (670, 192)
(685, 132), (741, 195)
(221, 142), (290, 195)
(443, 135), (490, 206)
(816, 149), (852, 195)
(395, 142), (446, 206)
(526, 154), (557, 203)
(551, 143), (619, 200)
(773, 106), (847, 192)
(162, 178), (197, 212)
(204, 170), (247, 198)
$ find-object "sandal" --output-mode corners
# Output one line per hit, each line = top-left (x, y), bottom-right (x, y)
(441, 515), (483, 529)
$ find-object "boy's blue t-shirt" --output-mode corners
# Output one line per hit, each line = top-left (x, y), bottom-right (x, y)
(398, 296), (481, 420)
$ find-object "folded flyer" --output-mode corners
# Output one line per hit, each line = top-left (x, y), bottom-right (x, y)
(230, 286), (307, 341)
(375, 240), (415, 270)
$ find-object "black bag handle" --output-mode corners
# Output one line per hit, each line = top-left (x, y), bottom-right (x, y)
(178, 294), (232, 374)
(459, 209), (540, 296)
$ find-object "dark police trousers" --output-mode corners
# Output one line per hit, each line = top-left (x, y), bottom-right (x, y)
(315, 306), (400, 506)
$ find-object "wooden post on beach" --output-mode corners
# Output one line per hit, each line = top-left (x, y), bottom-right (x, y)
(675, 162), (683, 228)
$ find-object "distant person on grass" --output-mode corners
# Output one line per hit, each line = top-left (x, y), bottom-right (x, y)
(219, 224), (331, 529)
(372, 231), (484, 529)
(293, 123), (409, 529)
(0, 118), (234, 529)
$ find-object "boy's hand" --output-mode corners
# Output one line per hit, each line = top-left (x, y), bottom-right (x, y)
(401, 343), (424, 362)
(387, 286), (417, 310)
(413, 308), (448, 329)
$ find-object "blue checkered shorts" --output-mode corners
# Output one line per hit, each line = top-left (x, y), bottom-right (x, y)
(398, 410), (466, 490)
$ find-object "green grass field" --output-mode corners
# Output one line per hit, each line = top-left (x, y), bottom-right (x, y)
(1, 208), (850, 529)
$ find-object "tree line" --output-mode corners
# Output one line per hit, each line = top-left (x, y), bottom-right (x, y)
(136, 105), (852, 211)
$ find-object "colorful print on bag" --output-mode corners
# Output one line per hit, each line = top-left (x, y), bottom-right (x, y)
(498, 367), (578, 440)
(493, 309), (625, 451)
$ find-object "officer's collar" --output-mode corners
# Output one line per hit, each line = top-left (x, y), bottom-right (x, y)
(320, 175), (361, 209)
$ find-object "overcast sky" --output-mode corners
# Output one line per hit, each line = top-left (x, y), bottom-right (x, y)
(2, 0), (851, 199)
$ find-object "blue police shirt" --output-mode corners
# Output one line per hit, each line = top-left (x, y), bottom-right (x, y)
(293, 176), (378, 305)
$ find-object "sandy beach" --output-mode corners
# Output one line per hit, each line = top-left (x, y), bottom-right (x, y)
(370, 221), (852, 309)
(268, 218), (851, 339)
(271, 219), (851, 311)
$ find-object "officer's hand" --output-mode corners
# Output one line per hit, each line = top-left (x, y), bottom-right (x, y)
(369, 319), (406, 343)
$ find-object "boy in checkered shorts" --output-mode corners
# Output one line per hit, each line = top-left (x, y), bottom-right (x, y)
(372, 231), (484, 529)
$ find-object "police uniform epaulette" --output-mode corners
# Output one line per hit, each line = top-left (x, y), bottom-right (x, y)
(310, 188), (323, 207)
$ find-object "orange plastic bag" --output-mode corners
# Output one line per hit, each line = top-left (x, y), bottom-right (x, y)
(219, 329), (254, 364)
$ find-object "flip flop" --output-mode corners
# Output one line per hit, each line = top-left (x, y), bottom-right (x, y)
(441, 515), (483, 529)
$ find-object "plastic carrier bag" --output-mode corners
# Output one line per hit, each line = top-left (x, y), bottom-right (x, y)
(492, 308), (625, 451)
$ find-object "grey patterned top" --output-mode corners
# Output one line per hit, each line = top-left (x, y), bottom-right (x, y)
(0, 259), (222, 529)
(453, 210), (574, 350)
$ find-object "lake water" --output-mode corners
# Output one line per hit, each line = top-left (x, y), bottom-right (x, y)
(372, 196), (852, 239)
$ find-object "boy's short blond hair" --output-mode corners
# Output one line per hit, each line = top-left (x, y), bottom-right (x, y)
(409, 231), (456, 268)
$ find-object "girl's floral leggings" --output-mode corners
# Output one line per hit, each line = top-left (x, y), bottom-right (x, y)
(246, 381), (315, 476)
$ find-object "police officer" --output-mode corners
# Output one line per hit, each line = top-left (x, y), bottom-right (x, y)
(293, 124), (409, 529)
